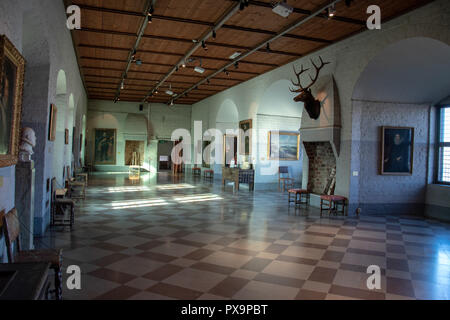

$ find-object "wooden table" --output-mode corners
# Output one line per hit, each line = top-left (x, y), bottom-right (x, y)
(0, 262), (51, 300)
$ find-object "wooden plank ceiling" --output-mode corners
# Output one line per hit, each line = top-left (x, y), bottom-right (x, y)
(68, 0), (434, 105)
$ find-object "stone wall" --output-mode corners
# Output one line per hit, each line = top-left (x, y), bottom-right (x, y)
(303, 142), (336, 194)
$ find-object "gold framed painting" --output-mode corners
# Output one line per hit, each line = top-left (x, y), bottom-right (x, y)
(380, 126), (414, 175)
(268, 131), (300, 161)
(48, 104), (57, 141)
(239, 119), (252, 156)
(0, 35), (25, 168)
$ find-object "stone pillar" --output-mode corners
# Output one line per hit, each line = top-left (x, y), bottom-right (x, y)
(15, 161), (35, 250)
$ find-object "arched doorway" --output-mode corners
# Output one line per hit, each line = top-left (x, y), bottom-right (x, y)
(53, 70), (67, 186)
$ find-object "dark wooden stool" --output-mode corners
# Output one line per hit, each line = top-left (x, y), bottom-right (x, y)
(204, 170), (214, 180)
(288, 189), (310, 206)
(192, 167), (201, 177)
(320, 195), (348, 216)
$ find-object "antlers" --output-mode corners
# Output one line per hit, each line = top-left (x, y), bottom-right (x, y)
(290, 56), (330, 92)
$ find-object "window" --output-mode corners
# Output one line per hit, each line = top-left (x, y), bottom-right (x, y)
(437, 106), (450, 183)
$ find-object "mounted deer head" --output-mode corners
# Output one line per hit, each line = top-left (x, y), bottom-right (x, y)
(290, 56), (330, 120)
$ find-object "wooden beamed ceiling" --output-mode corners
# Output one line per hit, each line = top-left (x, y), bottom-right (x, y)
(68, 0), (434, 105)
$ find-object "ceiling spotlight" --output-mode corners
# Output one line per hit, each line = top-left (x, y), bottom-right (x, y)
(135, 59), (143, 65)
(176, 66), (179, 72)
(266, 43), (271, 53)
(272, 1), (293, 18)
(328, 4), (336, 18)
(212, 30), (217, 40)
(234, 61), (239, 69)
(202, 41), (208, 51)
(182, 61), (186, 68)
(224, 69), (229, 76)
(194, 66), (205, 74)
(194, 58), (205, 74)
(155, 89), (159, 94)
(166, 84), (174, 96)
(229, 52), (242, 60)
(121, 82), (124, 90)
(149, 5), (154, 15)
(148, 16), (153, 23)
(206, 79), (210, 84)
(170, 100), (174, 106)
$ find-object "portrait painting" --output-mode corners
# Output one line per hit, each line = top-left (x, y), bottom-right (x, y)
(268, 131), (300, 161)
(0, 35), (25, 167)
(239, 119), (252, 156)
(94, 129), (116, 165)
(381, 126), (414, 175)
(48, 104), (57, 141)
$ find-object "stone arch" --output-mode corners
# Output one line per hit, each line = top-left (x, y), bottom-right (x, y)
(53, 69), (68, 185)
(352, 37), (450, 104)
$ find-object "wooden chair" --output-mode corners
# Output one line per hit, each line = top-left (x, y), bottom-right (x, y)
(288, 189), (310, 207)
(51, 178), (75, 228)
(1, 208), (63, 300)
(278, 166), (294, 192)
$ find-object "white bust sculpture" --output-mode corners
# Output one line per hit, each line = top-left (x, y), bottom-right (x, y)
(19, 127), (36, 161)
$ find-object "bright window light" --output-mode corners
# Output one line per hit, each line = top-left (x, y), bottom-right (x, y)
(156, 184), (196, 190)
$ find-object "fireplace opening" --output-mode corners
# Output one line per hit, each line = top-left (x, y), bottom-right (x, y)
(303, 142), (337, 195)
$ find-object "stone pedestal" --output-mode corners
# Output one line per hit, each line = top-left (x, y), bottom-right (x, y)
(15, 161), (35, 250)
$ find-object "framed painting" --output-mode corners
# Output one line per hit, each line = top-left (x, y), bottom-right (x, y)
(268, 131), (300, 161)
(223, 134), (237, 167)
(65, 129), (69, 145)
(48, 104), (57, 141)
(0, 35), (25, 168)
(94, 128), (116, 165)
(239, 119), (252, 156)
(381, 126), (414, 175)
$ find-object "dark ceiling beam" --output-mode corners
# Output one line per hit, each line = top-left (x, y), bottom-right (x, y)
(82, 66), (246, 82)
(78, 44), (279, 67)
(83, 74), (231, 88)
(75, 3), (356, 39)
(78, 28), (303, 57)
(85, 80), (220, 92)
(80, 56), (260, 75)
(229, 0), (366, 26)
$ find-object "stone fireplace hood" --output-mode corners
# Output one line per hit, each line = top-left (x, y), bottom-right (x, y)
(299, 75), (341, 158)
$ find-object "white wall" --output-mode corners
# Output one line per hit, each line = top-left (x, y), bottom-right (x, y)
(0, 0), (88, 253)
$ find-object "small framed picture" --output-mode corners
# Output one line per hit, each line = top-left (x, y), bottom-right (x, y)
(48, 104), (57, 141)
(268, 131), (300, 161)
(381, 126), (414, 175)
(65, 129), (69, 145)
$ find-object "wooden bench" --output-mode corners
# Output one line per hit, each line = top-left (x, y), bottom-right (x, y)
(192, 167), (201, 177)
(288, 189), (310, 206)
(320, 195), (347, 216)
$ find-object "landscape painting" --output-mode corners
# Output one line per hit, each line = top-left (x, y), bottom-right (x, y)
(94, 128), (116, 165)
(268, 131), (300, 161)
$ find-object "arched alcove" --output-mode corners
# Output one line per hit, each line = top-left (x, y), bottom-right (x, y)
(353, 37), (450, 104)
(53, 70), (68, 185)
(65, 93), (75, 173)
(258, 79), (303, 118)
(351, 37), (450, 215)
(124, 114), (148, 169)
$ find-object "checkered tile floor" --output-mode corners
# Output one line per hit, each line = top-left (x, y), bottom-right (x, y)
(36, 173), (450, 300)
